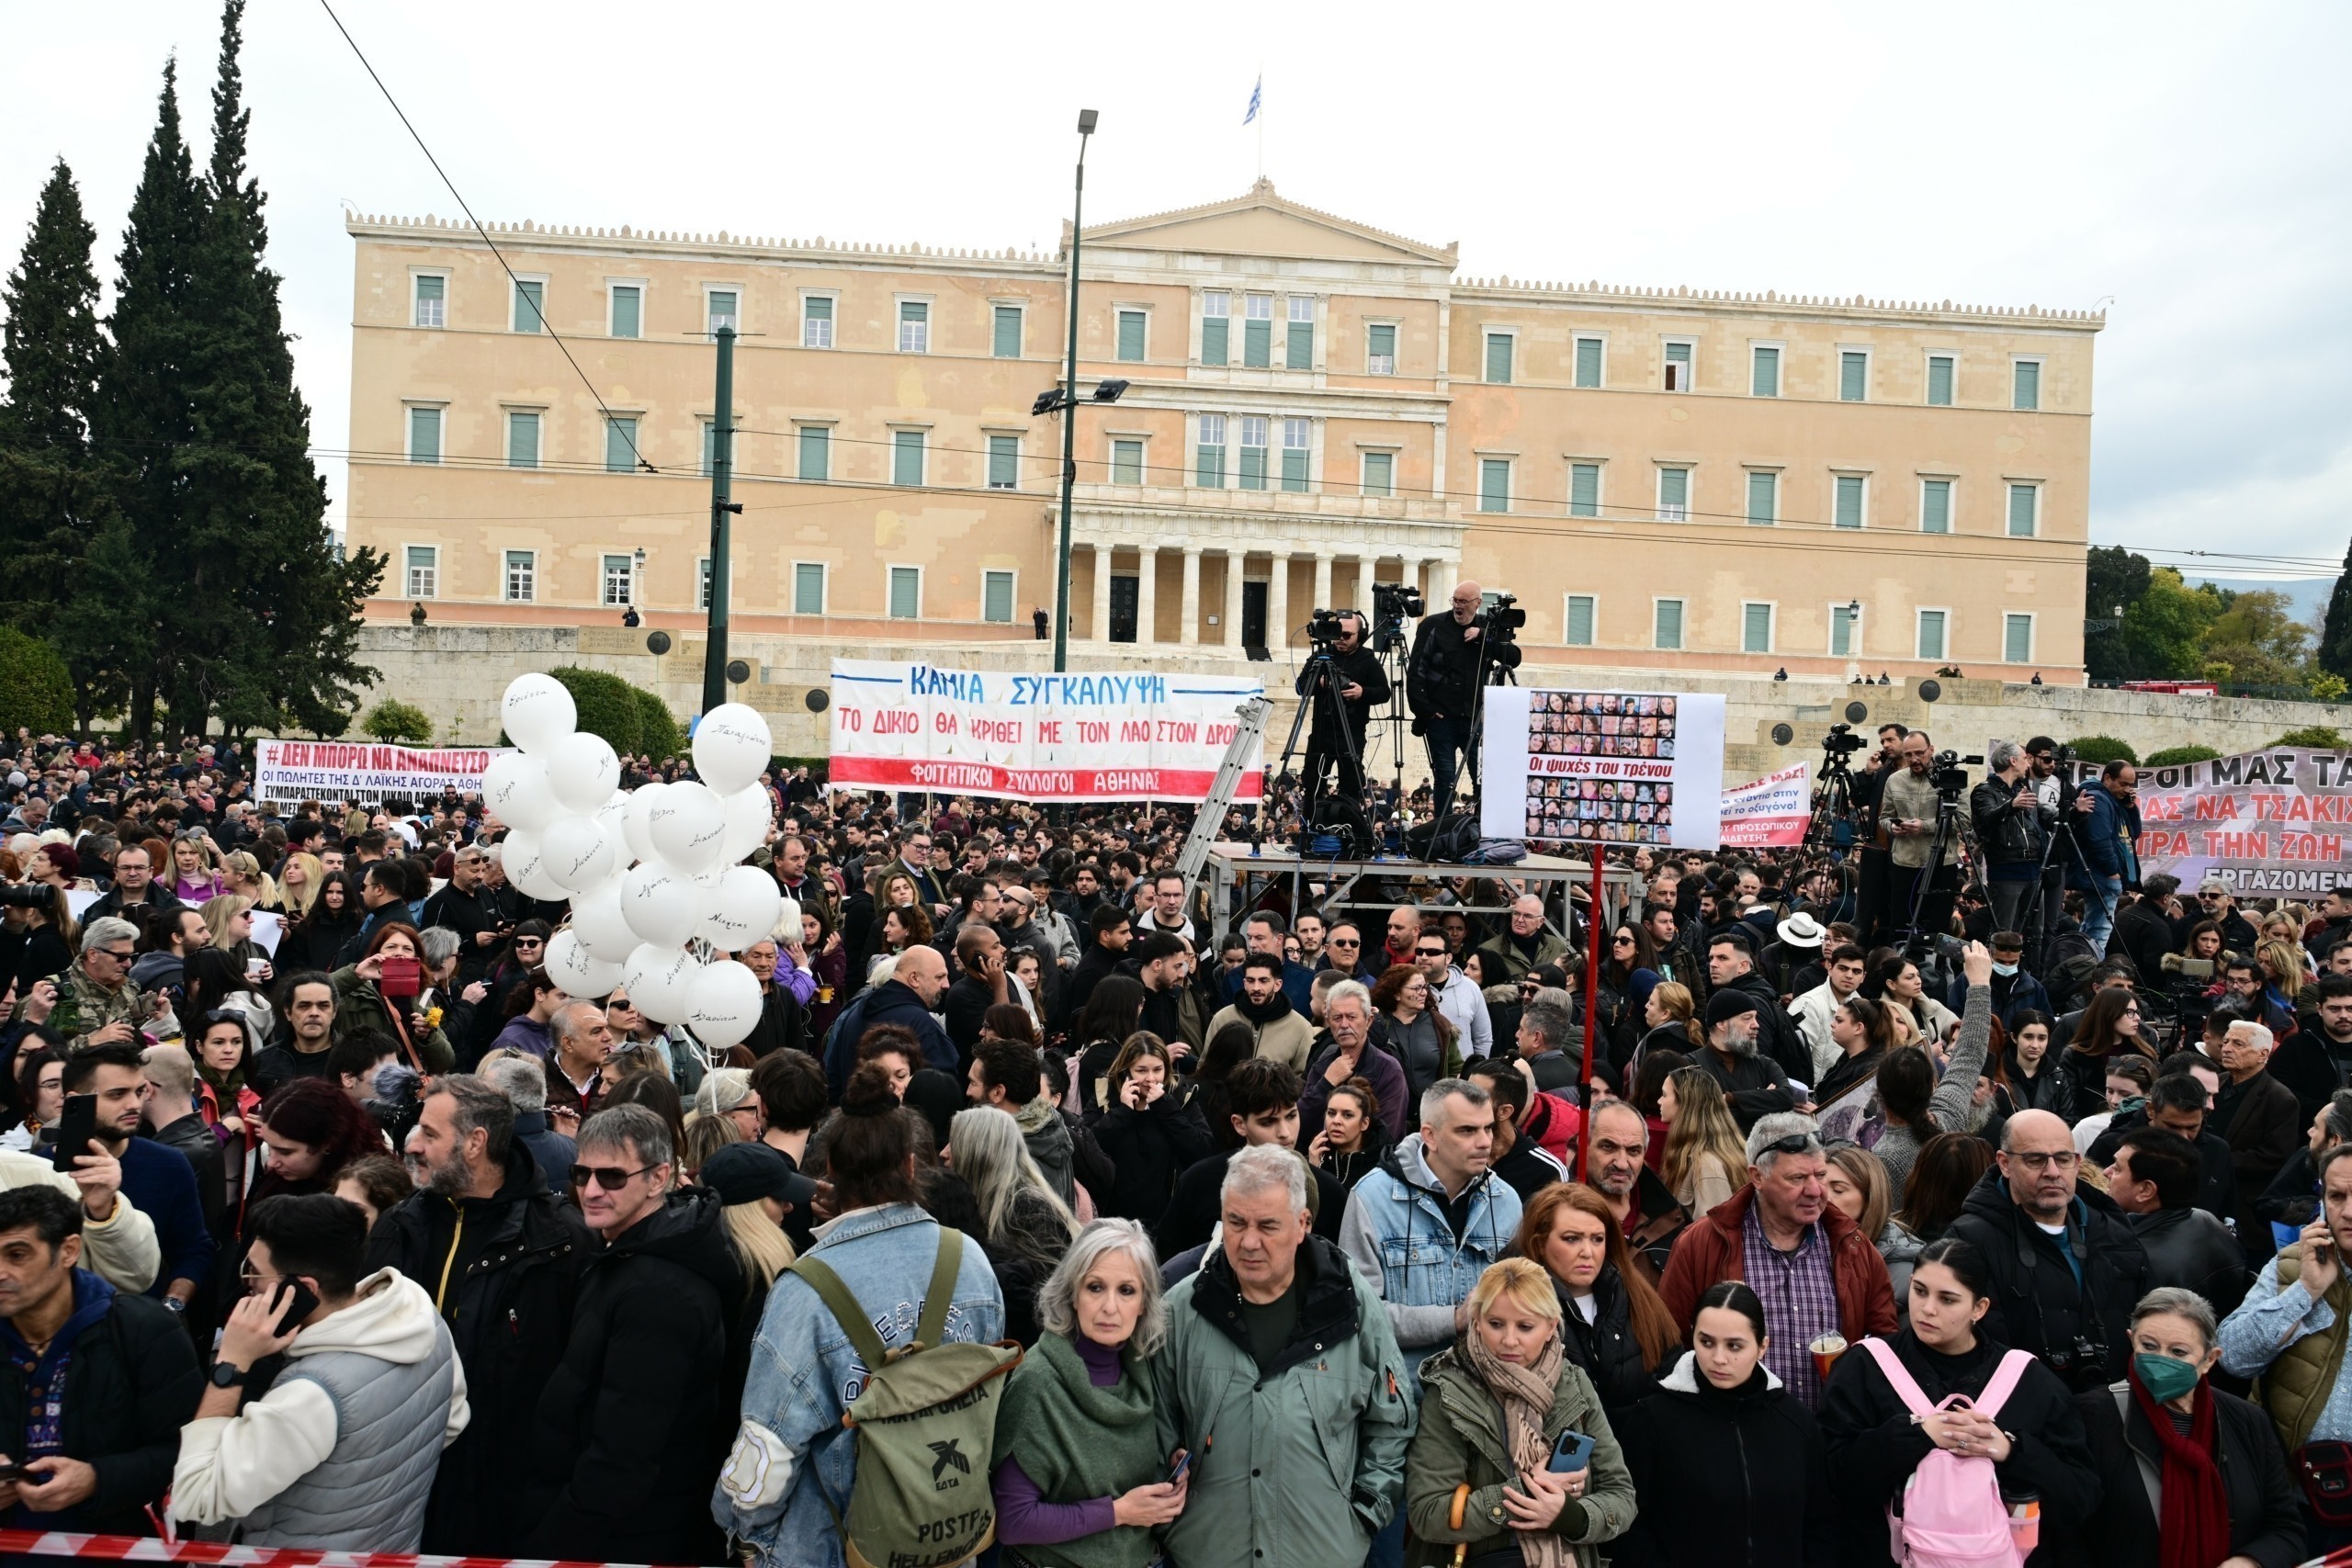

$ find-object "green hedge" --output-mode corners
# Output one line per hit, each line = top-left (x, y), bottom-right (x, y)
(2270, 726), (2347, 750)
(0, 629), (74, 736)
(362, 699), (434, 743)
(2064, 735), (2138, 766)
(632, 687), (682, 763)
(548, 667), (642, 754)
(2142, 744), (2221, 768)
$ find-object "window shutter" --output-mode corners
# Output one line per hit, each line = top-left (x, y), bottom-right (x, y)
(1485, 334), (1512, 384)
(893, 430), (924, 487)
(1569, 463), (1600, 517)
(413, 275), (445, 327)
(1917, 611), (1946, 660)
(1566, 595), (1595, 646)
(1281, 449), (1308, 491)
(1664, 340), (1692, 390)
(2014, 361), (2041, 411)
(804, 296), (834, 347)
(1238, 446), (1266, 490)
(1196, 443), (1224, 488)
(798, 426), (830, 481)
(1835, 475), (1864, 529)
(1202, 317), (1227, 366)
(506, 412), (537, 469)
(1751, 345), (1779, 397)
(794, 563), (825, 615)
(1658, 467), (1689, 519)
(1927, 355), (1953, 406)
(1574, 337), (1602, 388)
(889, 568), (920, 620)
(1742, 604), (1772, 653)
(1112, 440), (1143, 485)
(514, 280), (543, 333)
(2005, 614), (2032, 664)
(1286, 319), (1313, 369)
(1655, 601), (1683, 650)
(1839, 352), (1867, 401)
(1367, 322), (1396, 373)
(1244, 319), (1271, 367)
(605, 417), (636, 472)
(1921, 479), (1951, 533)
(1747, 471), (1776, 525)
(2007, 484), (2037, 537)
(611, 286), (640, 338)
(1116, 310), (1146, 363)
(994, 305), (1023, 358)
(1480, 458), (1510, 513)
(1832, 604), (1855, 657)
(989, 435), (1018, 489)
(1363, 452), (1393, 498)
(983, 572), (1014, 624)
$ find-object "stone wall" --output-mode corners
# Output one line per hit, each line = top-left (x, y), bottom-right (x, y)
(358, 624), (2352, 785)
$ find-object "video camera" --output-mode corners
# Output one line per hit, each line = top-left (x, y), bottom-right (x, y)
(1479, 592), (1525, 644)
(1305, 608), (1351, 647)
(1823, 723), (1867, 756)
(1368, 582), (1422, 654)
(1930, 750), (1977, 800)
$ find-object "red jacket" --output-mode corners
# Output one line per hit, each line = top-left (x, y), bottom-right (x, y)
(1657, 1181), (1896, 1347)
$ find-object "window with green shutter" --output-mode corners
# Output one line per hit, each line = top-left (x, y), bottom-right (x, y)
(605, 416), (637, 473)
(1654, 600), (1684, 651)
(702, 421), (717, 479)
(1917, 610), (1948, 660)
(611, 285), (640, 339)
(1285, 297), (1313, 369)
(898, 300), (928, 354)
(1922, 479), (1951, 534)
(988, 434), (1019, 490)
(1111, 438), (1144, 485)
(1657, 467), (1690, 522)
(504, 550), (535, 603)
(1201, 292), (1229, 366)
(409, 407), (443, 464)
(707, 290), (739, 332)
(1238, 417), (1268, 491)
(1243, 294), (1272, 367)
(1280, 418), (1309, 491)
(1751, 345), (1780, 397)
(2005, 614), (2033, 664)
(1664, 339), (1693, 391)
(404, 547), (436, 598)
(2007, 483), (2038, 537)
(1479, 458), (1510, 513)
(1565, 594), (1595, 647)
(797, 426), (830, 481)
(513, 279), (543, 333)
(893, 430), (925, 487)
(1835, 474), (1865, 529)
(413, 274), (445, 328)
(793, 562), (825, 615)
(1927, 354), (1954, 406)
(505, 411), (537, 469)
(1574, 337), (1603, 389)
(1747, 470), (1777, 525)
(1839, 351), (1868, 401)
(803, 296), (834, 348)
(983, 571), (1015, 624)
(2013, 360), (2041, 411)
(1115, 310), (1146, 363)
(1362, 451), (1394, 498)
(993, 305), (1023, 358)
(1832, 604), (1859, 657)
(1196, 415), (1225, 488)
(1366, 322), (1396, 375)
(888, 567), (921, 620)
(1569, 463), (1600, 517)
(1485, 333), (1512, 385)
(1743, 604), (1773, 654)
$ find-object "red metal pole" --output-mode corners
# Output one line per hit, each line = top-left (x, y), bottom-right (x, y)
(1573, 851), (1606, 1176)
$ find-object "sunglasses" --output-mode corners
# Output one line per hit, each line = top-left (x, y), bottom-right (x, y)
(1415, 947), (1448, 958)
(569, 1164), (653, 1191)
(1758, 1133), (1815, 1158)
(1329, 936), (1360, 947)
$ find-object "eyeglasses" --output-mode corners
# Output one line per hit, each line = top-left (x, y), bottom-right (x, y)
(569, 1164), (653, 1191)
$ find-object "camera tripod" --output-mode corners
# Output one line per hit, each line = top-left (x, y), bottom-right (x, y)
(1272, 637), (1371, 856)
(1807, 742), (1860, 852)
(1892, 784), (1978, 963)
(1427, 622), (1519, 829)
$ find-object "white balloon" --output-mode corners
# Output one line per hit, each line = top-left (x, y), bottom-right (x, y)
(546, 930), (625, 997)
(619, 860), (701, 948)
(541, 813), (619, 893)
(693, 704), (773, 795)
(482, 752), (561, 832)
(570, 875), (637, 962)
(716, 784), (773, 865)
(684, 960), (763, 1050)
(504, 830), (570, 902)
(548, 732), (622, 815)
(503, 673), (577, 754)
(624, 942), (707, 1025)
(698, 865), (784, 951)
(621, 781), (669, 864)
(593, 790), (630, 848)
(650, 781), (728, 874)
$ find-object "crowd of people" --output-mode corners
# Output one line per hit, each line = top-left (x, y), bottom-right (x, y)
(0, 721), (2346, 1567)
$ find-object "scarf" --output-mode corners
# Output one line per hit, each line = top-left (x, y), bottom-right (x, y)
(990, 1333), (1160, 1568)
(196, 1060), (249, 1107)
(2127, 1360), (2229, 1568)
(1234, 989), (1294, 1026)
(1463, 1328), (1573, 1568)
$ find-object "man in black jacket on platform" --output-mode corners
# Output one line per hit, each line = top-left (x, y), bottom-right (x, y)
(1407, 581), (1522, 815)
(1295, 611), (1389, 813)
(368, 1076), (590, 1556)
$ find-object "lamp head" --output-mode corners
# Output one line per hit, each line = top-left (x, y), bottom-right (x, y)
(1091, 378), (1130, 403)
(1078, 109), (1099, 135)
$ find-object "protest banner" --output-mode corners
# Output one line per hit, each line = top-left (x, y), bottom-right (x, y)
(252, 741), (510, 806)
(1479, 688), (1729, 849)
(2042, 744), (2352, 897)
(827, 660), (1264, 803)
(1719, 762), (1813, 849)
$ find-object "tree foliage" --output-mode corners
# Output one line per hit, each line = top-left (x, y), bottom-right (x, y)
(2143, 744), (2222, 768)
(2322, 537), (2352, 681)
(361, 699), (433, 743)
(2269, 727), (2347, 750)
(549, 667), (642, 754)
(2065, 735), (2139, 766)
(0, 628), (74, 735)
(631, 687), (681, 763)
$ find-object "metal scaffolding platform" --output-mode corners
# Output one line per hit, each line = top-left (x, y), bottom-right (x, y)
(1202, 841), (1645, 943)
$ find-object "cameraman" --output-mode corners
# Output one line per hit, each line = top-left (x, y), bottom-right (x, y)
(1874, 731), (1961, 945)
(1407, 581), (1521, 813)
(1296, 611), (1389, 807)
(1970, 740), (2051, 935)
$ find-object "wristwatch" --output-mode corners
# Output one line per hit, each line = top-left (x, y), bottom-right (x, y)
(209, 1361), (249, 1389)
(162, 1297), (186, 1315)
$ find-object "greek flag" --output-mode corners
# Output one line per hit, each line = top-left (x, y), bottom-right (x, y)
(1243, 76), (1261, 125)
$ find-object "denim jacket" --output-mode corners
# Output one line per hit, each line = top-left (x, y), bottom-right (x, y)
(1337, 1134), (1523, 1393)
(712, 1202), (1005, 1568)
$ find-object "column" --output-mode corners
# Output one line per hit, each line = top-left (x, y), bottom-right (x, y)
(1223, 550), (1246, 649)
(1135, 547), (1159, 645)
(1266, 550), (1291, 654)
(1312, 552), (1335, 615)
(1180, 547), (1202, 647)
(1091, 545), (1114, 645)
(1427, 557), (1455, 610)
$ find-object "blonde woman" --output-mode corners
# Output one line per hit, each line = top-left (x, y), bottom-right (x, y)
(167, 832), (229, 905)
(198, 893), (273, 987)
(274, 851), (324, 919)
(2257, 937), (2311, 1005)
(222, 850), (280, 914)
(949, 1104), (1080, 1346)
(1658, 1066), (1747, 1219)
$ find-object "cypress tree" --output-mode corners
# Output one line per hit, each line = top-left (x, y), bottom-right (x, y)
(2319, 536), (2352, 680)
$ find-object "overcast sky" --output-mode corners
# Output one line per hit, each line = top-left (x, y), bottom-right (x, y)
(6, 0), (2346, 584)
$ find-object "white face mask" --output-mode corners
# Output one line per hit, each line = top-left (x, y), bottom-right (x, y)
(1992, 961), (2019, 977)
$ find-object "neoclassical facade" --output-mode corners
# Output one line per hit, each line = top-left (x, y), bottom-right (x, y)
(345, 181), (2098, 679)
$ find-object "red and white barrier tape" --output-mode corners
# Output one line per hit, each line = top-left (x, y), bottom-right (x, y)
(0, 1531), (691, 1568)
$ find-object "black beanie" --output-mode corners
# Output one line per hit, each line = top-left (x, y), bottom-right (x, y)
(1704, 988), (1761, 1027)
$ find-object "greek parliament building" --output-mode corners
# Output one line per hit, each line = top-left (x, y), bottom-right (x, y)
(345, 180), (2098, 708)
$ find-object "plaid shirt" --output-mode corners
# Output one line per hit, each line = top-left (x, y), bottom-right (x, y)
(1742, 1201), (1841, 1408)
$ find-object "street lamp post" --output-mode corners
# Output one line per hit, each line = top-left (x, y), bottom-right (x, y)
(701, 321), (741, 715)
(1051, 109), (1098, 674)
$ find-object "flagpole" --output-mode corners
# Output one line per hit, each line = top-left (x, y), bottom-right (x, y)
(1256, 70), (1264, 180)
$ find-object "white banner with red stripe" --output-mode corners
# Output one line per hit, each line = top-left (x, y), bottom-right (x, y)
(827, 660), (1264, 803)
(0, 1528), (687, 1567)
(1718, 761), (1813, 848)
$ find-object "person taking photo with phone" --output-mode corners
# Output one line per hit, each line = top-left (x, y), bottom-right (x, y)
(170, 1192), (467, 1550)
(330, 924), (454, 1077)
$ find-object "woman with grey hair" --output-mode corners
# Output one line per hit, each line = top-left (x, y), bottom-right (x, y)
(2074, 1286), (2301, 1568)
(990, 1217), (1188, 1564)
(948, 1105), (1078, 1346)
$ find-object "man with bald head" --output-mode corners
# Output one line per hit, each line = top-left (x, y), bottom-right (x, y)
(1947, 1108), (2147, 1387)
(1408, 578), (1523, 814)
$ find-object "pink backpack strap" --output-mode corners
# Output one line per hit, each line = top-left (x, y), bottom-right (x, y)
(1860, 1336), (1936, 1418)
(1970, 1349), (2039, 1421)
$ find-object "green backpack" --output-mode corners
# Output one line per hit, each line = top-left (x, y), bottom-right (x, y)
(789, 1229), (1023, 1568)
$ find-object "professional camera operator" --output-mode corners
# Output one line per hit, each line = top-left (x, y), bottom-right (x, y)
(1876, 730), (1962, 945)
(1295, 610), (1389, 807)
(1406, 581), (1522, 814)
(1970, 739), (2052, 935)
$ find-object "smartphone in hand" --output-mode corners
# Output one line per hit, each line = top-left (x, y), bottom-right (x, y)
(49, 1095), (98, 1174)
